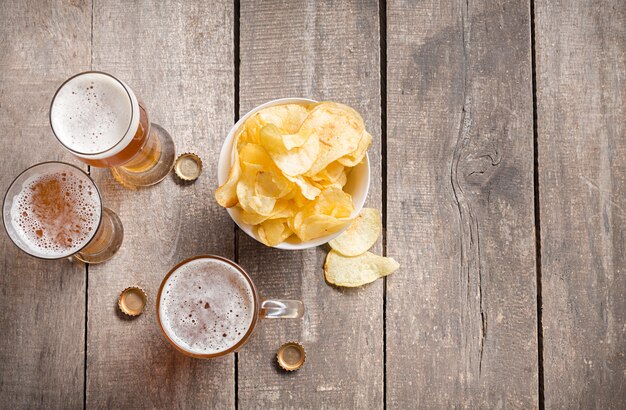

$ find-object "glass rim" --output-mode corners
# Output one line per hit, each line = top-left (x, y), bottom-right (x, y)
(49, 70), (137, 157)
(156, 254), (261, 359)
(2, 161), (104, 261)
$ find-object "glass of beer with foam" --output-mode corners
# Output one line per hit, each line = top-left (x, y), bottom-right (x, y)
(49, 71), (176, 187)
(3, 162), (123, 264)
(157, 255), (304, 358)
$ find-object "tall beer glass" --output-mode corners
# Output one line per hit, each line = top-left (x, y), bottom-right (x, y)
(157, 255), (304, 358)
(3, 162), (123, 264)
(49, 71), (176, 187)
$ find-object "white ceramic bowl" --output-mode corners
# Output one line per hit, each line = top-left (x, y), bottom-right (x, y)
(217, 98), (370, 250)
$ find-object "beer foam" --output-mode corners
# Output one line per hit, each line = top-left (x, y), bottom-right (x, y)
(50, 72), (140, 158)
(8, 166), (101, 258)
(159, 258), (255, 356)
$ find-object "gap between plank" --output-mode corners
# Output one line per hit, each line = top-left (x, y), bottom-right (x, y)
(84, 2), (94, 407)
(84, 167), (91, 410)
(529, 0), (545, 408)
(233, 0), (241, 408)
(379, 0), (388, 408)
(83, 263), (88, 410)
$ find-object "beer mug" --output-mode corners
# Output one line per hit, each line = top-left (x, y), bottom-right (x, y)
(3, 162), (123, 264)
(156, 255), (304, 358)
(50, 71), (176, 187)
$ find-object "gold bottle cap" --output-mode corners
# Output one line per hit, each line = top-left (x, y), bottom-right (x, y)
(118, 286), (147, 316)
(276, 341), (306, 371)
(174, 153), (203, 181)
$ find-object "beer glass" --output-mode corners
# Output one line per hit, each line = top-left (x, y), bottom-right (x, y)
(156, 255), (304, 358)
(49, 71), (176, 187)
(3, 162), (123, 264)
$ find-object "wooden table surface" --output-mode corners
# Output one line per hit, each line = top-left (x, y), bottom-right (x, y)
(1, 0), (624, 408)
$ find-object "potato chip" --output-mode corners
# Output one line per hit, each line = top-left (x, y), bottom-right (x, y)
(308, 187), (353, 218)
(335, 170), (348, 188)
(257, 170), (293, 199)
(300, 187), (353, 217)
(310, 161), (344, 182)
(246, 103), (310, 136)
(328, 208), (381, 256)
(236, 167), (276, 216)
(241, 209), (269, 226)
(293, 214), (351, 242)
(324, 250), (399, 287)
(302, 102), (368, 176)
(241, 199), (293, 225)
(282, 133), (308, 150)
(260, 124), (320, 176)
(257, 219), (293, 246)
(239, 144), (292, 198)
(290, 188), (353, 241)
(237, 126), (259, 150)
(311, 169), (348, 191)
(215, 130), (243, 208)
(337, 130), (372, 167)
(285, 174), (321, 200)
(267, 200), (294, 220)
(291, 191), (309, 208)
(239, 143), (272, 169)
(215, 155), (241, 207)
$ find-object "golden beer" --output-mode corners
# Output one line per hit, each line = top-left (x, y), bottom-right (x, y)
(50, 72), (176, 187)
(156, 255), (304, 359)
(3, 162), (123, 263)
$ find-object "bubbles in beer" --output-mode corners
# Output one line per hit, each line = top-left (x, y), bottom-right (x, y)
(9, 169), (100, 258)
(51, 72), (135, 155)
(159, 258), (255, 355)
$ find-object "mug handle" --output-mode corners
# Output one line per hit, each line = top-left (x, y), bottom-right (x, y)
(261, 300), (304, 319)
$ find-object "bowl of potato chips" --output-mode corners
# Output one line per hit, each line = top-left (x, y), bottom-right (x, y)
(216, 98), (370, 249)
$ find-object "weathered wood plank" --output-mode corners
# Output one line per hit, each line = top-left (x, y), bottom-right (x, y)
(0, 0), (91, 408)
(386, 0), (537, 407)
(86, 1), (235, 407)
(237, 0), (383, 408)
(535, 1), (626, 407)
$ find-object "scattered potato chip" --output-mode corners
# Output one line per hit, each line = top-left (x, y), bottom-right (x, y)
(328, 208), (381, 256)
(324, 250), (399, 287)
(216, 101), (372, 246)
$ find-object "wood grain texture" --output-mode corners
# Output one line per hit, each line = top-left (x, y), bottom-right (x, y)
(237, 0), (383, 408)
(0, 0), (91, 408)
(386, 0), (537, 407)
(86, 1), (235, 408)
(536, 1), (626, 407)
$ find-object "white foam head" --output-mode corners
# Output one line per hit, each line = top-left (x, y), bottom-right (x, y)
(3, 163), (101, 259)
(50, 72), (140, 159)
(159, 257), (256, 356)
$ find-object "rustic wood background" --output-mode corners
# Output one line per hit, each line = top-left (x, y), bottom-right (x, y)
(0, 0), (624, 409)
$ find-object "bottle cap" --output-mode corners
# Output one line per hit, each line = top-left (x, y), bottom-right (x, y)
(174, 153), (203, 181)
(118, 286), (147, 316)
(276, 341), (306, 371)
